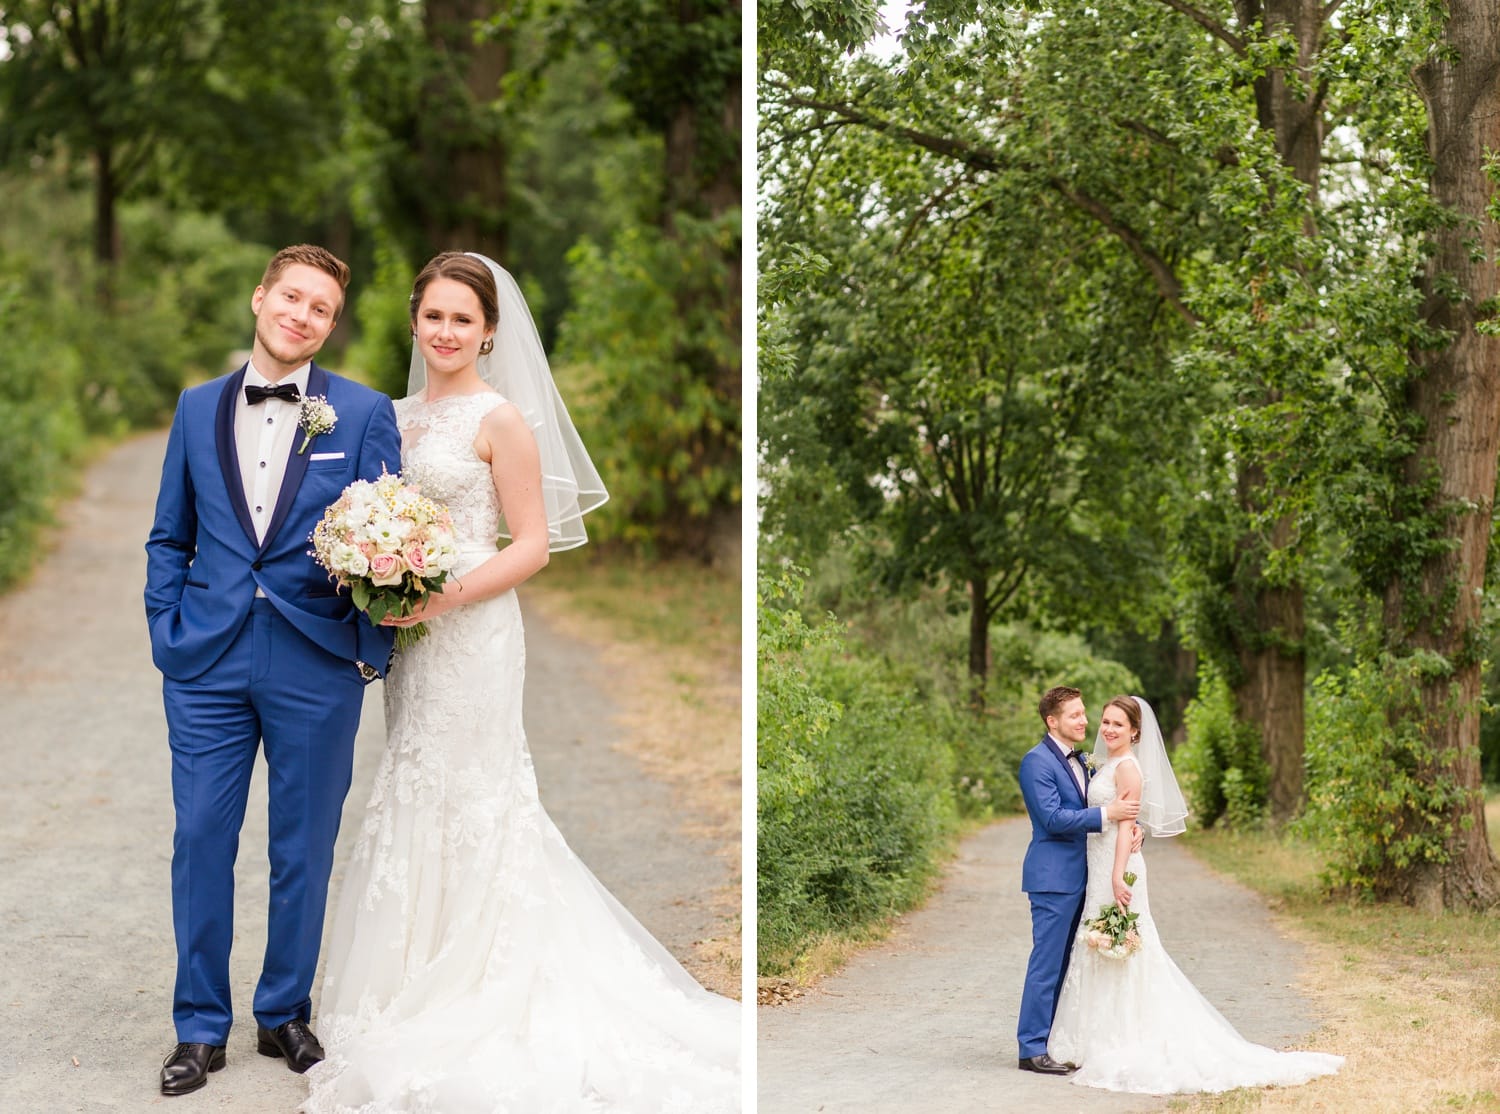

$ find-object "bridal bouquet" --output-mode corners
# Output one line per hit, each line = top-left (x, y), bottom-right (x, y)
(1083, 872), (1142, 960)
(310, 469), (460, 650)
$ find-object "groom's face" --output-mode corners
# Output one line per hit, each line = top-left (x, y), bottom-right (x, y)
(250, 263), (343, 374)
(1049, 698), (1089, 745)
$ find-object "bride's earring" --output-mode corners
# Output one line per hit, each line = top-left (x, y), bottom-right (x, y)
(479, 336), (495, 356)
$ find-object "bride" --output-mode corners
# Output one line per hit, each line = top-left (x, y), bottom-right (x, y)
(1048, 695), (1341, 1095)
(300, 252), (740, 1113)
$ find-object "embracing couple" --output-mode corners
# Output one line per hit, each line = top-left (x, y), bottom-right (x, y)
(144, 245), (739, 1111)
(1016, 685), (1343, 1095)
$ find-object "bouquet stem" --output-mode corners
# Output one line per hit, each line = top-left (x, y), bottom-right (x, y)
(394, 622), (430, 651)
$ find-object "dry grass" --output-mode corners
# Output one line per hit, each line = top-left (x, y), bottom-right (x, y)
(1168, 796), (1500, 1113)
(522, 553), (742, 997)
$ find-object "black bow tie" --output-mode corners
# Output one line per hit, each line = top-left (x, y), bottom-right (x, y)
(1068, 749), (1089, 763)
(245, 382), (301, 405)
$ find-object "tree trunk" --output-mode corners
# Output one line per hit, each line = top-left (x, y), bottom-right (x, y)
(654, 0), (741, 561)
(1231, 464), (1306, 822)
(661, 0), (741, 230)
(1380, 0), (1500, 912)
(91, 139), (119, 305)
(968, 576), (991, 710)
(1215, 0), (1326, 823)
(420, 0), (511, 259)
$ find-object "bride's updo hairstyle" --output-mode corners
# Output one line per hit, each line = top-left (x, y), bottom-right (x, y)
(1103, 695), (1142, 745)
(409, 251), (501, 353)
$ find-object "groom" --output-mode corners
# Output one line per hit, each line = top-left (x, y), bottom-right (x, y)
(144, 245), (400, 1096)
(1015, 685), (1140, 1075)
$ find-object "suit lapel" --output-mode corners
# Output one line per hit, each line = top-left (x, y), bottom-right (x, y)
(258, 363), (328, 554)
(215, 367), (258, 546)
(1043, 734), (1086, 805)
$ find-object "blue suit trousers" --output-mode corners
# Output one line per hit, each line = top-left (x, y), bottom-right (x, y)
(1016, 887), (1087, 1059)
(163, 599), (365, 1044)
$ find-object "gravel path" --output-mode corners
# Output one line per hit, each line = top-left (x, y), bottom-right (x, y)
(758, 818), (1333, 1113)
(0, 431), (735, 1112)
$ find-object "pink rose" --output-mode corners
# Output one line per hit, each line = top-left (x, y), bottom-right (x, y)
(404, 543), (428, 576)
(368, 552), (406, 586)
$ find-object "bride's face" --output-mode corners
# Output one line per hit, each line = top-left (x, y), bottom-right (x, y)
(416, 278), (495, 379)
(1099, 706), (1133, 755)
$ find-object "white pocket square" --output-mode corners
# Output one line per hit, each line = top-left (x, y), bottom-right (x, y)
(309, 451), (346, 461)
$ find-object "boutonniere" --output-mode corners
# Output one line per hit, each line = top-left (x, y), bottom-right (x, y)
(297, 395), (338, 454)
(1084, 753), (1100, 775)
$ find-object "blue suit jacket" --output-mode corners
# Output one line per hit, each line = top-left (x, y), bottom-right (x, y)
(1018, 735), (1103, 894)
(145, 363), (401, 682)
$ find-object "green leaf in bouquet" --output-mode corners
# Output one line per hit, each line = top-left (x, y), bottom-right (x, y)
(352, 582), (371, 611)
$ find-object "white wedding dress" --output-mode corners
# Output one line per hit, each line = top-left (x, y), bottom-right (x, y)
(1048, 753), (1341, 1094)
(302, 392), (740, 1114)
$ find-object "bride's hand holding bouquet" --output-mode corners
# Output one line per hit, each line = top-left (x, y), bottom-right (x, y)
(310, 469), (460, 649)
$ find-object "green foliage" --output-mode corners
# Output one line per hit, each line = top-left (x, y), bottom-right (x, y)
(1177, 668), (1267, 830)
(347, 241), (417, 398)
(0, 270), (86, 560)
(0, 166), (261, 573)
(1298, 654), (1475, 893)
(558, 212), (740, 554)
(757, 567), (958, 974)
(799, 544), (1140, 821)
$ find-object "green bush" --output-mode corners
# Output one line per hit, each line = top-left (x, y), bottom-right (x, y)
(758, 567), (957, 974)
(1297, 654), (1471, 892)
(557, 213), (740, 555)
(1177, 667), (1267, 829)
(799, 547), (1142, 820)
(0, 273), (85, 555)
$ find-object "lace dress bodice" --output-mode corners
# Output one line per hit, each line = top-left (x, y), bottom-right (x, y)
(1082, 755), (1149, 924)
(393, 391), (508, 550)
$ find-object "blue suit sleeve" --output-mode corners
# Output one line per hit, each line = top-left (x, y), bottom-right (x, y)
(357, 394), (401, 482)
(1019, 750), (1103, 836)
(351, 393), (402, 673)
(144, 393), (196, 627)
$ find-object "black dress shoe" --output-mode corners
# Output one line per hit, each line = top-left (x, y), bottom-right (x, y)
(256, 1018), (325, 1073)
(160, 1042), (226, 1095)
(1018, 1054), (1078, 1075)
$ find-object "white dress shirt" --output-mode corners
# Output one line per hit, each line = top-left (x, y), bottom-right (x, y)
(234, 360), (311, 546)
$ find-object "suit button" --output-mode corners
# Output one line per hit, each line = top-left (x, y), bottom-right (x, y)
(252, 561), (263, 571)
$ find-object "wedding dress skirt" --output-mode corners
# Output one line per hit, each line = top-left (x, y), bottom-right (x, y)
(1049, 755), (1341, 1095)
(302, 393), (739, 1113)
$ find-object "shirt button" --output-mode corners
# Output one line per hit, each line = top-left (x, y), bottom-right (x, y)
(255, 505), (263, 513)
(259, 461), (267, 468)
(266, 417), (274, 424)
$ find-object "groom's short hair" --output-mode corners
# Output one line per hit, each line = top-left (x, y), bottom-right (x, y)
(1039, 686), (1082, 724)
(260, 244), (352, 318)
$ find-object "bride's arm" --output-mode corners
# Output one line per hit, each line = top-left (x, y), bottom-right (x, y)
(1111, 760), (1142, 907)
(385, 403), (550, 625)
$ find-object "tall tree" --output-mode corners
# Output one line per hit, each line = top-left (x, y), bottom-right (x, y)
(1376, 0), (1500, 910)
(0, 0), (211, 295)
(761, 37), (1191, 701)
(560, 0), (743, 560)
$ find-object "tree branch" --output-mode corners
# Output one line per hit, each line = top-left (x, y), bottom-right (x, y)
(1049, 178), (1201, 326)
(1152, 0), (1248, 55)
(767, 80), (1200, 327)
